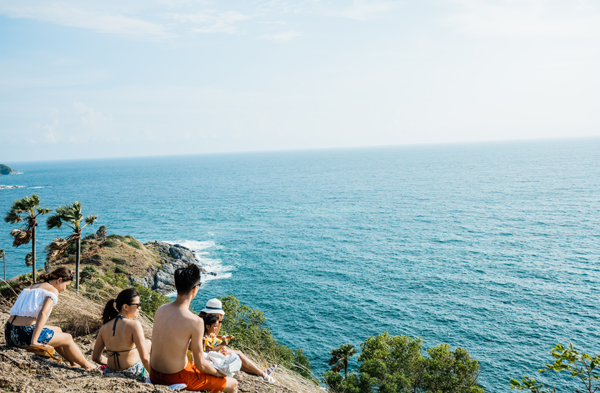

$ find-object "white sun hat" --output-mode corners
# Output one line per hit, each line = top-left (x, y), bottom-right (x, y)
(201, 298), (225, 315)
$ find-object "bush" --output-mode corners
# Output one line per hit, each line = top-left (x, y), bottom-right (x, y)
(102, 272), (129, 289)
(112, 257), (127, 265)
(133, 282), (171, 318)
(511, 343), (600, 392)
(324, 333), (483, 393)
(107, 234), (123, 240)
(219, 295), (314, 380)
(81, 266), (98, 281)
(103, 240), (118, 248)
(114, 266), (128, 275)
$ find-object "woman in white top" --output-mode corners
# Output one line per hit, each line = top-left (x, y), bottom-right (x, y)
(4, 267), (95, 370)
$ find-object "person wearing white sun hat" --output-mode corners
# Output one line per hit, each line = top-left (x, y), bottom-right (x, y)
(199, 298), (277, 384)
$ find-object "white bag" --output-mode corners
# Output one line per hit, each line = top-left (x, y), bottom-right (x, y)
(207, 351), (242, 377)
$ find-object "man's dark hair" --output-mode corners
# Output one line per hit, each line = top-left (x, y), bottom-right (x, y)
(174, 264), (201, 295)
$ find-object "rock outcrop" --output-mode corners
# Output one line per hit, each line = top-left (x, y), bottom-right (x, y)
(0, 164), (22, 175)
(136, 241), (208, 294)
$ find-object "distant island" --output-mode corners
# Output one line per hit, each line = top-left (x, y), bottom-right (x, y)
(0, 164), (22, 175)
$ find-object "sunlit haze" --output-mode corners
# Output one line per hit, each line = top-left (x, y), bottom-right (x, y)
(1, 0), (599, 162)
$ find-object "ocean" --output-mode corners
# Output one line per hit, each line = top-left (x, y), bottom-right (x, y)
(1, 138), (599, 392)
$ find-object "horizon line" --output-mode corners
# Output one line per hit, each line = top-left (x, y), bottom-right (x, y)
(3, 135), (599, 165)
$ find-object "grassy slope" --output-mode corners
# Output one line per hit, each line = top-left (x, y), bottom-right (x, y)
(0, 235), (323, 393)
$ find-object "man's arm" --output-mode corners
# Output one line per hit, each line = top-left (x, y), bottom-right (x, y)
(191, 318), (225, 377)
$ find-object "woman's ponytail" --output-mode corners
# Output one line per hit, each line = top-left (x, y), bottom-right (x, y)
(101, 288), (140, 324)
(102, 299), (119, 324)
(39, 273), (50, 282)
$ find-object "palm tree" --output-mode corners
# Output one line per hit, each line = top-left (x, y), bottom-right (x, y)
(4, 194), (51, 283)
(329, 344), (358, 379)
(0, 249), (5, 280)
(47, 202), (97, 295)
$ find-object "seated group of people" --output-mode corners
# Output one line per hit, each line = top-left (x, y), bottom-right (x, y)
(4, 265), (276, 393)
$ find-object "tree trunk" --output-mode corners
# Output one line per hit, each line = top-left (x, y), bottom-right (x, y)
(344, 360), (348, 379)
(3, 255), (5, 281)
(32, 223), (37, 284)
(76, 236), (81, 295)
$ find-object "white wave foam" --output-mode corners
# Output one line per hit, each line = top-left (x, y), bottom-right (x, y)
(164, 240), (233, 283)
(29, 186), (46, 189)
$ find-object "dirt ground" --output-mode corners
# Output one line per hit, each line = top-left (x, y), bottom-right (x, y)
(0, 309), (322, 393)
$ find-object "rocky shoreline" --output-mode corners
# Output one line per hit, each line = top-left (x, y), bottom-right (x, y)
(136, 241), (215, 295)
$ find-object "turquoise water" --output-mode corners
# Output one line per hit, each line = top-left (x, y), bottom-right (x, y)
(1, 139), (599, 392)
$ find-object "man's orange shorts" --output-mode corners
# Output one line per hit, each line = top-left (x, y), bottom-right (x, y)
(150, 362), (227, 392)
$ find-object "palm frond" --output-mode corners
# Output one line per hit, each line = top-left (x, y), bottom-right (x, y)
(4, 210), (22, 224)
(46, 214), (63, 230)
(0, 249), (5, 259)
(37, 207), (51, 215)
(85, 215), (97, 226)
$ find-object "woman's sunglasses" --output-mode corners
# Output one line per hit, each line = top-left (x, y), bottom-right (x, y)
(127, 303), (142, 309)
(59, 274), (74, 282)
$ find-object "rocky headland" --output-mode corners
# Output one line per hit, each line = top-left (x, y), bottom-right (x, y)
(0, 164), (22, 175)
(0, 233), (322, 393)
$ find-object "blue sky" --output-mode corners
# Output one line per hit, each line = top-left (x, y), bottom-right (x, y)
(1, 0), (599, 162)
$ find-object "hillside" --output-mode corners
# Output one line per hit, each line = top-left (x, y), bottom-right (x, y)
(0, 235), (323, 393)
(0, 164), (21, 175)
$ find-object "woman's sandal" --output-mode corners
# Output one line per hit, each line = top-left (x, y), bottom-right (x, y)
(265, 364), (277, 376)
(263, 374), (276, 384)
(26, 344), (62, 362)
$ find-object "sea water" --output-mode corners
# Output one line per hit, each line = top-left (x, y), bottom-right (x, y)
(1, 138), (599, 392)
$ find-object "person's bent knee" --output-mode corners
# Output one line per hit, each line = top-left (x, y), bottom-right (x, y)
(224, 377), (238, 393)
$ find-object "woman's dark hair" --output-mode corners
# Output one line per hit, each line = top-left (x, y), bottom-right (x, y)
(174, 264), (201, 295)
(202, 313), (220, 330)
(39, 267), (73, 283)
(102, 288), (140, 324)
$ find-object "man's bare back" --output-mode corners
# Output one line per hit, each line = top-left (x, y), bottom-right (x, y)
(151, 302), (200, 373)
(149, 264), (238, 392)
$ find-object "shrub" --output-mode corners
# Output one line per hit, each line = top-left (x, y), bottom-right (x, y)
(133, 282), (171, 318)
(510, 343), (600, 392)
(107, 234), (123, 240)
(102, 272), (129, 289)
(81, 266), (98, 281)
(112, 257), (127, 265)
(103, 240), (118, 248)
(114, 266), (128, 275)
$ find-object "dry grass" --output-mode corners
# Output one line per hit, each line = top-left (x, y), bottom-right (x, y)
(235, 346), (325, 393)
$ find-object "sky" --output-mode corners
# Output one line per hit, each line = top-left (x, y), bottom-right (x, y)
(1, 0), (599, 162)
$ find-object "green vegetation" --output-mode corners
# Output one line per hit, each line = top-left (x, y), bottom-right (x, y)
(107, 234), (124, 240)
(111, 257), (127, 265)
(323, 333), (482, 393)
(114, 266), (127, 275)
(81, 266), (98, 281)
(510, 343), (600, 392)
(101, 271), (129, 289)
(0, 164), (15, 175)
(96, 225), (107, 239)
(329, 344), (357, 378)
(219, 294), (315, 381)
(102, 240), (118, 248)
(133, 282), (171, 318)
(47, 201), (97, 295)
(4, 194), (51, 283)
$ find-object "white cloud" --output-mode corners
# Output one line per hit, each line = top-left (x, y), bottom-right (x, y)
(0, 3), (174, 40)
(169, 10), (253, 34)
(336, 0), (399, 21)
(447, 0), (600, 37)
(73, 101), (108, 126)
(259, 30), (302, 42)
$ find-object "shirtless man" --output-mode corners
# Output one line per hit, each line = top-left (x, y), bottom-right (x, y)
(150, 264), (238, 392)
